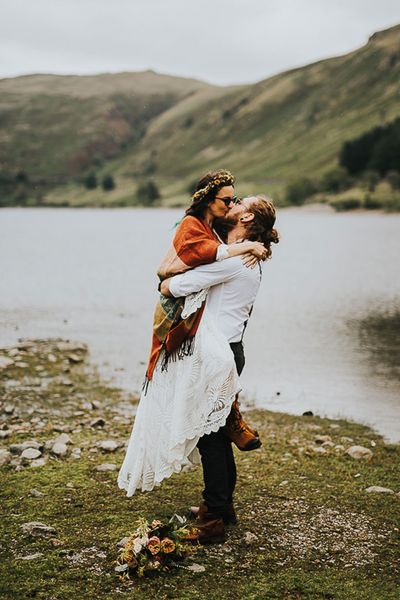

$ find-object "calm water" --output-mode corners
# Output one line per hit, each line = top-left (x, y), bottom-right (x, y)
(1, 207), (399, 442)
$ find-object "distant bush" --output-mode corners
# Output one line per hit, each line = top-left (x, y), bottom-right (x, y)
(331, 198), (362, 211)
(136, 180), (161, 206)
(360, 170), (380, 192)
(339, 117), (400, 176)
(386, 170), (400, 191)
(83, 173), (98, 189)
(285, 177), (318, 206)
(321, 167), (352, 193)
(363, 195), (382, 210)
(101, 175), (115, 191)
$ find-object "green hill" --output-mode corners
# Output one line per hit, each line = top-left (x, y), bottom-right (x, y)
(1, 24), (400, 206)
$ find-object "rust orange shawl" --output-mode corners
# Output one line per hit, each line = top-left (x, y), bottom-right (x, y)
(145, 216), (221, 381)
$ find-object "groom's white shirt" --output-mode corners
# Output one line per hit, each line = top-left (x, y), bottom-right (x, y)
(169, 256), (262, 343)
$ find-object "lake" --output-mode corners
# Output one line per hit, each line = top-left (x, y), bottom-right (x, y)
(1, 207), (399, 442)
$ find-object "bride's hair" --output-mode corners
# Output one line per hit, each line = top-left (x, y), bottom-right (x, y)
(185, 169), (235, 218)
(245, 195), (279, 259)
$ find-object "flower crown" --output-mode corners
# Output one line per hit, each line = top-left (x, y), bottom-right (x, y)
(192, 169), (235, 202)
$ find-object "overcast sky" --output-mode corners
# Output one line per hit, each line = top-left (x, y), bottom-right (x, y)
(1, 0), (400, 85)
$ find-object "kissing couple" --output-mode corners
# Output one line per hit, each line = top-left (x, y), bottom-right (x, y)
(118, 168), (279, 544)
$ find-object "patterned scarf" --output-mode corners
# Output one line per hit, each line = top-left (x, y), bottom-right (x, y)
(145, 215), (221, 382)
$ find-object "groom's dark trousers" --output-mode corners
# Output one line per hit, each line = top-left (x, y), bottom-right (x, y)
(197, 341), (245, 516)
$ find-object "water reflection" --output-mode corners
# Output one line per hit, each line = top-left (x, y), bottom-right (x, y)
(351, 309), (400, 381)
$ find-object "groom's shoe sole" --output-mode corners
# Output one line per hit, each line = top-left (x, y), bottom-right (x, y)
(240, 438), (262, 451)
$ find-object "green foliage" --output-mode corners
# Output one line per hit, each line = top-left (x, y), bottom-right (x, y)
(285, 177), (318, 206)
(136, 180), (161, 206)
(83, 173), (98, 189)
(331, 198), (362, 211)
(386, 170), (400, 191)
(101, 174), (115, 191)
(360, 170), (380, 192)
(340, 117), (400, 177)
(321, 167), (352, 193)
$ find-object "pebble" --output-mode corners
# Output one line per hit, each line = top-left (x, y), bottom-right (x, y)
(0, 356), (14, 370)
(15, 361), (29, 368)
(314, 435), (332, 444)
(52, 442), (68, 456)
(30, 458), (47, 468)
(243, 531), (258, 545)
(68, 353), (83, 363)
(4, 404), (15, 415)
(117, 536), (130, 548)
(21, 448), (42, 460)
(346, 445), (373, 461)
(54, 433), (72, 445)
(97, 440), (120, 452)
(96, 463), (117, 472)
(21, 521), (56, 536)
(90, 418), (106, 428)
(186, 563), (206, 572)
(47, 353), (57, 363)
(0, 430), (10, 440)
(18, 553), (44, 561)
(365, 486), (394, 494)
(0, 449), (11, 466)
(29, 489), (46, 497)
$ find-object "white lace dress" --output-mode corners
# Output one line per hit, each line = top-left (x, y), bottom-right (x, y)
(117, 291), (239, 496)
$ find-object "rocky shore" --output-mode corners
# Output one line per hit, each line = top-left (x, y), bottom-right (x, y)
(1, 339), (399, 600)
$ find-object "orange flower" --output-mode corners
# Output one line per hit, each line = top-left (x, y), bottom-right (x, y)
(161, 538), (176, 553)
(147, 536), (161, 555)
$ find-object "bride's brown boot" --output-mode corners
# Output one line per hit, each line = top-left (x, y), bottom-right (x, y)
(222, 399), (261, 451)
(185, 504), (226, 544)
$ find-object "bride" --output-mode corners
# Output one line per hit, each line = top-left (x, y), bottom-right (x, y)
(117, 170), (266, 497)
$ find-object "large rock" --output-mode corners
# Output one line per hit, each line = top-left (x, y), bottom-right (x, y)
(56, 342), (86, 352)
(21, 522), (56, 536)
(21, 448), (42, 461)
(346, 445), (373, 461)
(365, 486), (394, 494)
(10, 440), (43, 454)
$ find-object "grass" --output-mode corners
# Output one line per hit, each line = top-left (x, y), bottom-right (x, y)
(0, 339), (399, 599)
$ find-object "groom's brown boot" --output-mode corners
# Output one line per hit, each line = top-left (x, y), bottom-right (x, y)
(223, 399), (261, 451)
(190, 502), (238, 525)
(185, 504), (226, 544)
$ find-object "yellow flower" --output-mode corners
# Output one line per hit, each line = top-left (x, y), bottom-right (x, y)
(161, 537), (176, 553)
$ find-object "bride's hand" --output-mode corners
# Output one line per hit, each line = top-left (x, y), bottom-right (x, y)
(249, 241), (267, 259)
(241, 252), (259, 268)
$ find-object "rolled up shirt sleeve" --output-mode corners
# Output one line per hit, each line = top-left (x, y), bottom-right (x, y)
(168, 257), (242, 298)
(216, 244), (229, 261)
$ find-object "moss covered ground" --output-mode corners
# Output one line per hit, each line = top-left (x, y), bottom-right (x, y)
(0, 340), (399, 599)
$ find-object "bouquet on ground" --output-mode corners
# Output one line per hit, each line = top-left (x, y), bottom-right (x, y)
(115, 514), (197, 580)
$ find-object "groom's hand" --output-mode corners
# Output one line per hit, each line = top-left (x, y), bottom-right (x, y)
(160, 278), (173, 297)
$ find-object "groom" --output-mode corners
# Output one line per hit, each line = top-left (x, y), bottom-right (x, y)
(161, 194), (278, 544)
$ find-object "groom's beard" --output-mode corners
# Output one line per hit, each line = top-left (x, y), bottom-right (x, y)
(214, 213), (240, 241)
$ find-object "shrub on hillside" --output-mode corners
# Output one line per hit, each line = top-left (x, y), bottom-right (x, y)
(285, 177), (318, 206)
(83, 173), (98, 189)
(321, 167), (352, 193)
(102, 175), (115, 191)
(136, 180), (161, 206)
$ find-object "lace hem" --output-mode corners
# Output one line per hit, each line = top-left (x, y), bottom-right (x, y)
(117, 306), (238, 496)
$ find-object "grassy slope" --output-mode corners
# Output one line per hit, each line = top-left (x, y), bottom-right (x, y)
(1, 25), (400, 206)
(0, 340), (399, 599)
